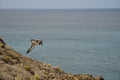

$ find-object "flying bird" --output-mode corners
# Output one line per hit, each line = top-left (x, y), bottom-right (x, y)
(26, 39), (43, 54)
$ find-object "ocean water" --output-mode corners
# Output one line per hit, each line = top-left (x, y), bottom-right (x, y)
(0, 9), (120, 80)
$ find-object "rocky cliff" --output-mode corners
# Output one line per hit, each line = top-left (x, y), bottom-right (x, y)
(0, 37), (104, 80)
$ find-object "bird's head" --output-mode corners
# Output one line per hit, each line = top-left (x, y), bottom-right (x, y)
(36, 40), (43, 45)
(39, 41), (43, 45)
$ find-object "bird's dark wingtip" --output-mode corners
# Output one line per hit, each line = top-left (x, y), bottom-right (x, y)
(26, 50), (30, 54)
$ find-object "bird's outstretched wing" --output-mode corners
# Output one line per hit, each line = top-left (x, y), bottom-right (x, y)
(26, 43), (36, 54)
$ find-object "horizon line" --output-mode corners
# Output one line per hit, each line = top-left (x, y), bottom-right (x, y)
(0, 8), (120, 10)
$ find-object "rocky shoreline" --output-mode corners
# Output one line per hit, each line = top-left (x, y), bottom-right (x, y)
(0, 37), (104, 80)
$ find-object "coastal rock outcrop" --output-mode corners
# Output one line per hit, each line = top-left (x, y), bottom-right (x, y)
(0, 37), (104, 80)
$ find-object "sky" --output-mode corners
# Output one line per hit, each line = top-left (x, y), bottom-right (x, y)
(0, 0), (120, 9)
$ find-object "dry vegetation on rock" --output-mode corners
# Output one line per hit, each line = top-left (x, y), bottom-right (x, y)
(0, 37), (104, 80)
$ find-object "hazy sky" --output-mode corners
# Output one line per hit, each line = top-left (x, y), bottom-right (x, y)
(0, 0), (120, 9)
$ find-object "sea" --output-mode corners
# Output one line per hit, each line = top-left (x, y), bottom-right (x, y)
(0, 9), (120, 80)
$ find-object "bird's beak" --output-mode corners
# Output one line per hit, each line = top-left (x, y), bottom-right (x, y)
(41, 43), (43, 45)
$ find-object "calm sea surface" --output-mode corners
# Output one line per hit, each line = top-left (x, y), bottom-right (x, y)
(0, 9), (120, 80)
